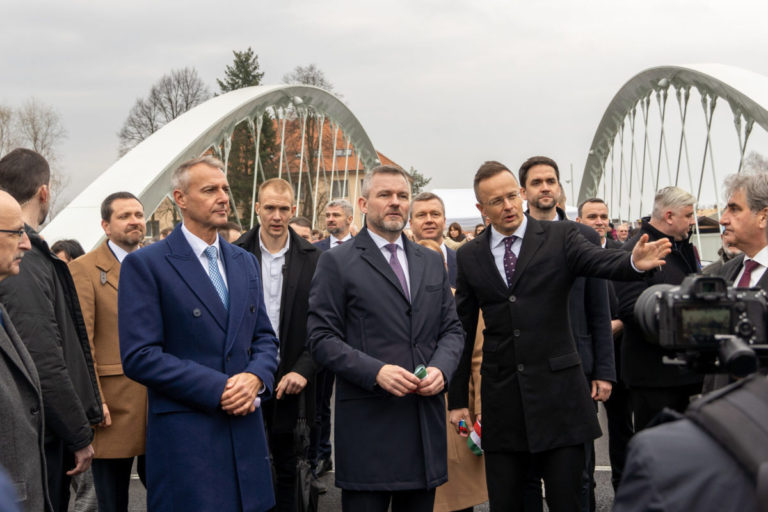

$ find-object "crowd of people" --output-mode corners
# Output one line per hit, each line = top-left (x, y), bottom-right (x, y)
(0, 146), (764, 512)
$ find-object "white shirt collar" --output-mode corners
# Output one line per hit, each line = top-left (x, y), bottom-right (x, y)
(107, 240), (131, 263)
(331, 233), (352, 245)
(490, 215), (527, 250)
(368, 229), (404, 251)
(259, 231), (290, 257)
(181, 223), (221, 258)
(746, 245), (768, 268)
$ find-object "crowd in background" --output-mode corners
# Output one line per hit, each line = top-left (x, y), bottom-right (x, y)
(0, 147), (764, 512)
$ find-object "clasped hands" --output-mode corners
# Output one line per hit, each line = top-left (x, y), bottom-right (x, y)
(220, 372), (263, 416)
(375, 364), (443, 397)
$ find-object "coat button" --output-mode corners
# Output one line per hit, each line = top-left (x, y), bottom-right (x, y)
(30, 406), (39, 415)
(513, 329), (521, 337)
(193, 308), (202, 317)
(250, 305), (256, 313)
(517, 364), (525, 372)
(508, 295), (516, 303)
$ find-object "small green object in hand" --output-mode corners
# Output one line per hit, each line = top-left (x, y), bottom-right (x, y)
(414, 365), (427, 379)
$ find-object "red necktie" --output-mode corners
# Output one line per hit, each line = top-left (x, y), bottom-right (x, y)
(737, 259), (760, 288)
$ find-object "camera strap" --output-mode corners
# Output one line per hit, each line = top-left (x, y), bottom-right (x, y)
(686, 374), (768, 512)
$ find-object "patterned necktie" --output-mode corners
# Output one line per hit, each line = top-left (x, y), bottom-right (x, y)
(385, 243), (410, 301)
(503, 236), (518, 287)
(737, 259), (761, 288)
(204, 246), (229, 309)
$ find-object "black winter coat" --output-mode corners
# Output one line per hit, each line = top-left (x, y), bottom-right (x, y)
(614, 218), (703, 388)
(0, 226), (101, 450)
(234, 225), (319, 432)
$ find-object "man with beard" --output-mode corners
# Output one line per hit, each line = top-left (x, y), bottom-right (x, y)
(447, 160), (670, 512)
(315, 199), (354, 251)
(0, 148), (103, 512)
(518, 157), (614, 512)
(614, 186), (702, 432)
(311, 198), (355, 477)
(68, 192), (148, 511)
(307, 165), (464, 511)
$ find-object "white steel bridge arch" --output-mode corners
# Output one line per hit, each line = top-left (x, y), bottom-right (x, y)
(579, 64), (768, 216)
(42, 85), (380, 250)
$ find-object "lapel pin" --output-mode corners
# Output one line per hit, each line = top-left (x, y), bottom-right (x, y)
(193, 308), (202, 317)
(100, 271), (107, 285)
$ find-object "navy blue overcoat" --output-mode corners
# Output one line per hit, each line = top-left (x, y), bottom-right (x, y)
(119, 226), (279, 512)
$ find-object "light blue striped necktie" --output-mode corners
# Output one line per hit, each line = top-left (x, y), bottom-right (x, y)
(204, 245), (229, 309)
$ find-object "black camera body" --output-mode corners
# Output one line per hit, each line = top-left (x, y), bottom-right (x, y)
(635, 275), (768, 376)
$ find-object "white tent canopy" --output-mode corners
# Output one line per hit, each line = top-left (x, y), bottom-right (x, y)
(429, 188), (482, 229)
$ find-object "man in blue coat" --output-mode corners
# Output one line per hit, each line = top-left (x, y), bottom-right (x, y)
(119, 156), (279, 512)
(307, 165), (464, 512)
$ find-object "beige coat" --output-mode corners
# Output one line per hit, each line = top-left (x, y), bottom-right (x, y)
(434, 314), (487, 511)
(69, 241), (147, 458)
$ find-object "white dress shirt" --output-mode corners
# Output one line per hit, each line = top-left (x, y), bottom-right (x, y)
(368, 229), (411, 294)
(734, 245), (768, 287)
(108, 240), (130, 263)
(181, 224), (228, 288)
(489, 216), (527, 284)
(259, 234), (290, 336)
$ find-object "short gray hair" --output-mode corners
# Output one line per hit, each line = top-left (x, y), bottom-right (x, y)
(651, 186), (696, 220)
(360, 165), (411, 198)
(171, 155), (225, 193)
(410, 192), (445, 219)
(326, 199), (353, 217)
(723, 172), (768, 212)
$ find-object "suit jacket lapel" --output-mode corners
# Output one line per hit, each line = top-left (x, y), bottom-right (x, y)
(357, 228), (410, 303)
(165, 229), (228, 331)
(479, 229), (512, 293)
(405, 238), (424, 303)
(95, 241), (120, 290)
(0, 305), (38, 390)
(508, 216), (545, 292)
(222, 242), (246, 354)
(280, 240), (304, 339)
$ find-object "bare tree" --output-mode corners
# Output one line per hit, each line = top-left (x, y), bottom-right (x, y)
(0, 105), (17, 157)
(743, 151), (768, 174)
(15, 98), (67, 165)
(0, 98), (69, 219)
(118, 67), (211, 156)
(282, 64), (338, 94)
(282, 64), (341, 220)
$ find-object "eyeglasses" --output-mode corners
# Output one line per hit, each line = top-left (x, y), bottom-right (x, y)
(486, 193), (520, 208)
(0, 228), (25, 239)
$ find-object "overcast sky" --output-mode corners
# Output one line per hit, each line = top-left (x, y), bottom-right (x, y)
(3, 0), (768, 207)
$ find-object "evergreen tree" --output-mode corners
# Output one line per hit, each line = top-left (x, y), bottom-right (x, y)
(217, 48), (278, 227)
(217, 48), (264, 92)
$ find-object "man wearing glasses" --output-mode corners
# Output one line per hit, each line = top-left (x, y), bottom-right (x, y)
(0, 148), (102, 512)
(447, 160), (671, 512)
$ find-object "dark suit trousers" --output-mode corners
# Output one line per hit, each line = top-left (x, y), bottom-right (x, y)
(486, 445), (585, 512)
(45, 437), (73, 512)
(603, 379), (633, 490)
(92, 455), (146, 512)
(631, 383), (701, 431)
(266, 430), (298, 512)
(310, 367), (334, 462)
(341, 488), (435, 512)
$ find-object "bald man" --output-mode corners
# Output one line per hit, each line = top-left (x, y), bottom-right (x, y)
(0, 190), (49, 511)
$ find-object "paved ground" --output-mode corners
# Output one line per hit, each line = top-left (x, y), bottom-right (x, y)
(116, 401), (618, 511)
